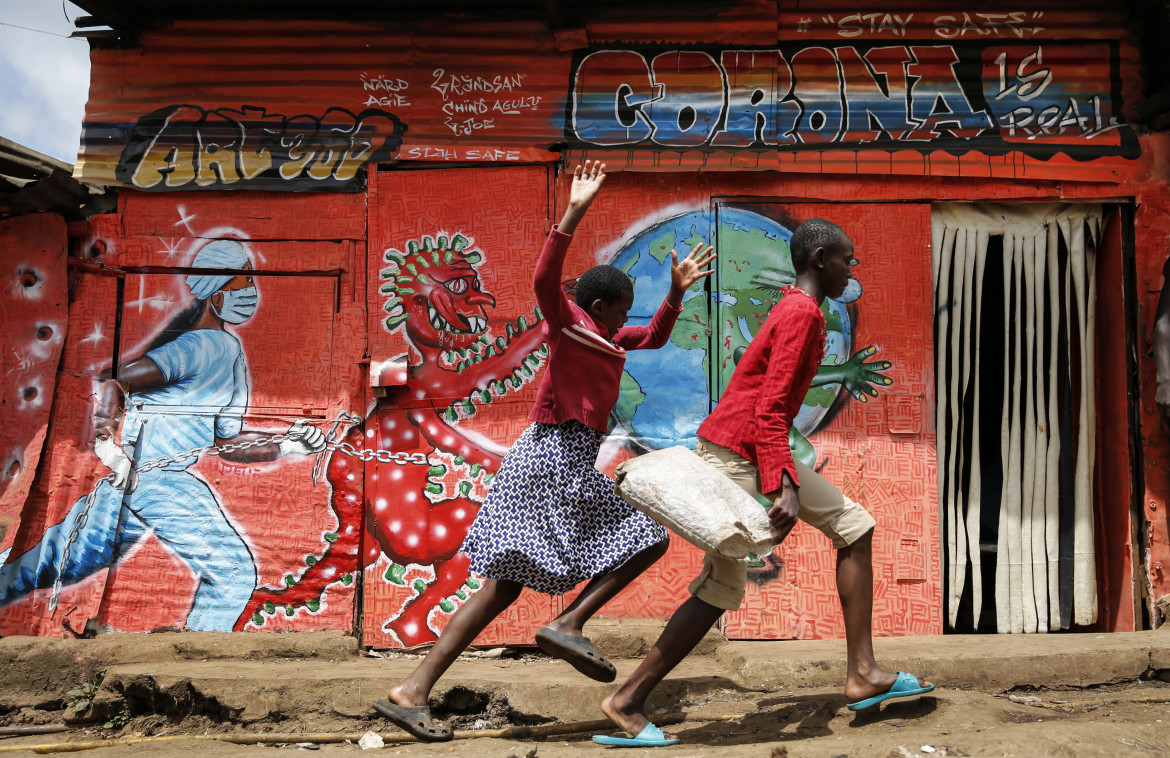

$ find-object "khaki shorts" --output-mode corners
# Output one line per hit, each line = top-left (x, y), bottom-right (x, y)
(687, 438), (877, 611)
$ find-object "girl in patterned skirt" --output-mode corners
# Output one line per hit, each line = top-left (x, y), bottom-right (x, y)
(374, 161), (715, 741)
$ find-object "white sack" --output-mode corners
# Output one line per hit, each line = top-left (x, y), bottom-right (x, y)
(614, 446), (776, 559)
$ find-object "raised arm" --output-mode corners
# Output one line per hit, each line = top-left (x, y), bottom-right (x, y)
(533, 161), (607, 330)
(614, 241), (715, 350)
(556, 160), (606, 236)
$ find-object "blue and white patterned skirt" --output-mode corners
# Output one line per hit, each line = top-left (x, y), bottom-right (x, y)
(461, 420), (668, 595)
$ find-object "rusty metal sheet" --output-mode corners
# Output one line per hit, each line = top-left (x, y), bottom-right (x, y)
(75, 3), (1142, 190)
(0, 215), (68, 557)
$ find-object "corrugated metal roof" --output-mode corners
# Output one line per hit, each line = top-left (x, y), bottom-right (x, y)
(69, 0), (731, 45)
(0, 138), (116, 221)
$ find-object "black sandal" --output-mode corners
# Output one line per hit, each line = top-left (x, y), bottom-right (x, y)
(372, 698), (453, 742)
(535, 626), (617, 682)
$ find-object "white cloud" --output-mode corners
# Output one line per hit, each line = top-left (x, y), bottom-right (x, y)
(0, 1), (91, 163)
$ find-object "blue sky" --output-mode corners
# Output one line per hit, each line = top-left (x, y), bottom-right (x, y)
(0, 2), (91, 163)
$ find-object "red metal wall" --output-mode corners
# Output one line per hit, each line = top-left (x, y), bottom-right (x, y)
(75, 3), (1140, 189)
(4, 1), (1170, 640)
(0, 214), (68, 591)
(4, 163), (1166, 640)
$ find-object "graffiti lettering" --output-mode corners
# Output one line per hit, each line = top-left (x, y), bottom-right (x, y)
(570, 43), (1127, 151)
(115, 105), (407, 191)
(444, 116), (494, 135)
(984, 46), (1120, 142)
(934, 11), (1044, 39)
(361, 73), (410, 92)
(430, 69), (527, 99)
(999, 96), (1121, 139)
(833, 13), (914, 38)
(493, 96), (542, 114)
(572, 46), (993, 148)
(365, 94), (411, 108)
(791, 11), (1047, 40)
(993, 48), (1051, 101)
(407, 145), (459, 160)
(403, 146), (522, 161)
(443, 99), (490, 115)
(465, 148), (520, 160)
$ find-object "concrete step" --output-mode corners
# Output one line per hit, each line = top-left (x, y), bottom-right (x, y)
(5, 625), (1170, 732)
(97, 655), (751, 726)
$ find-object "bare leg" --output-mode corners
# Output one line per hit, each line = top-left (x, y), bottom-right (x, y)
(600, 596), (723, 737)
(838, 529), (930, 701)
(387, 577), (523, 706)
(545, 539), (668, 636)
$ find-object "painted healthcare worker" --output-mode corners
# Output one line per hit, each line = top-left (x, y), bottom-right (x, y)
(0, 239), (325, 631)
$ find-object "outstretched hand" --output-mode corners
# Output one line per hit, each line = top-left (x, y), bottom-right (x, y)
(568, 160), (607, 210)
(840, 345), (893, 402)
(668, 242), (716, 305)
(557, 160), (607, 236)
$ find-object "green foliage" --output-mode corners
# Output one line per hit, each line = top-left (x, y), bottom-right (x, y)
(67, 669), (105, 713)
(103, 704), (131, 730)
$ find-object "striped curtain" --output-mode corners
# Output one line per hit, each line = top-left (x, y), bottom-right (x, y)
(932, 203), (1101, 633)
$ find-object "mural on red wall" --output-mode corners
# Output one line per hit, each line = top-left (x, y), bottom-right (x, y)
(0, 170), (940, 642)
(293, 232), (550, 647)
(349, 169), (939, 646)
(0, 201), (365, 637)
(604, 206), (893, 462)
(557, 189), (938, 640)
(349, 166), (556, 647)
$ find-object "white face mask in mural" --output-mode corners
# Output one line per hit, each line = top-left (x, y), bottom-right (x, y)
(214, 286), (259, 324)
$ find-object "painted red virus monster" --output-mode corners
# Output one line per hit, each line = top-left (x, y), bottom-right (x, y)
(237, 234), (547, 646)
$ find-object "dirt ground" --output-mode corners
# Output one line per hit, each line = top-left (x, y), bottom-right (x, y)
(4, 676), (1170, 756)
(2, 631), (1170, 757)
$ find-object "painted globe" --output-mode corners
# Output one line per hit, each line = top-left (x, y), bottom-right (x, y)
(608, 207), (856, 450)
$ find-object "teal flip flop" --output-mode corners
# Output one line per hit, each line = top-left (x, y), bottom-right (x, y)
(593, 721), (679, 747)
(846, 671), (935, 711)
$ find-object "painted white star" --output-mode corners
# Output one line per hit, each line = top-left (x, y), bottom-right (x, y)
(126, 294), (175, 311)
(79, 323), (109, 347)
(174, 205), (198, 234)
(158, 237), (184, 260)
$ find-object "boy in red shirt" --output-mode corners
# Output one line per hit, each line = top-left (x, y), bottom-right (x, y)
(595, 218), (933, 747)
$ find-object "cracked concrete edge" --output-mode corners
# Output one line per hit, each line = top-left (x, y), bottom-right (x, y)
(92, 671), (748, 725)
(716, 631), (1170, 692)
(0, 629), (359, 666)
(8, 628), (1170, 721)
(0, 630), (361, 708)
(584, 618), (725, 659)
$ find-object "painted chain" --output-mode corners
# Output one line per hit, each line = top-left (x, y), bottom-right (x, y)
(46, 412), (425, 612)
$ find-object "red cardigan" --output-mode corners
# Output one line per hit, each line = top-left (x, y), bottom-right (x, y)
(529, 227), (682, 432)
(697, 290), (824, 493)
